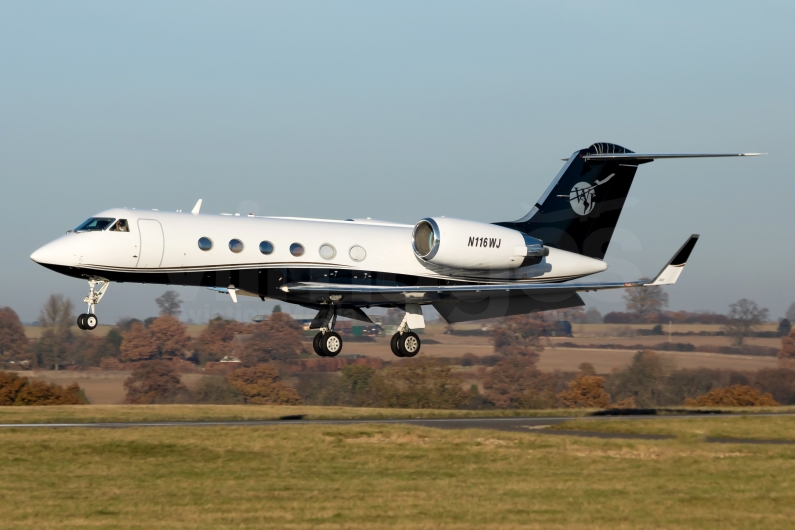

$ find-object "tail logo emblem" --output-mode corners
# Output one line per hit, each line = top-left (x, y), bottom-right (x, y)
(567, 173), (615, 216)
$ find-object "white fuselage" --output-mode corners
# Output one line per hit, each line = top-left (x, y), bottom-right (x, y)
(31, 208), (607, 288)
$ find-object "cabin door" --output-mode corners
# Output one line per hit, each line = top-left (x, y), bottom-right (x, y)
(137, 219), (164, 268)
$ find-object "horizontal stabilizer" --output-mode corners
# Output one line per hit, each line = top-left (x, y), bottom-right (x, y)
(650, 235), (700, 286)
(580, 152), (765, 161)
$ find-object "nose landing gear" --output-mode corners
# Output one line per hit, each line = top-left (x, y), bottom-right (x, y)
(76, 278), (109, 331)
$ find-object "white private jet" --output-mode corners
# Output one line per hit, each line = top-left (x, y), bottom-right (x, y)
(31, 143), (762, 358)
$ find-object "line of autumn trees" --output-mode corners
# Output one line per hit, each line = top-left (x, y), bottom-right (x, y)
(3, 290), (795, 408)
(121, 316), (795, 407)
(0, 292), (305, 370)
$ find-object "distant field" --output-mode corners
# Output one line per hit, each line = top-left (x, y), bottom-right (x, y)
(1, 415), (794, 528)
(341, 339), (779, 372)
(22, 371), (207, 405)
(23, 321), (781, 339)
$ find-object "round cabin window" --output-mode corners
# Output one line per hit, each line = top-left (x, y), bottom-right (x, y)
(349, 245), (366, 262)
(290, 243), (305, 257)
(198, 237), (213, 251)
(319, 244), (336, 260)
(259, 241), (274, 255)
(229, 239), (244, 253)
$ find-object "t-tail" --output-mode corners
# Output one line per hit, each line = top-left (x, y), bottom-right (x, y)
(496, 142), (763, 260)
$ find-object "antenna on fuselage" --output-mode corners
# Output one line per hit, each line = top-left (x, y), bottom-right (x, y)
(191, 199), (202, 215)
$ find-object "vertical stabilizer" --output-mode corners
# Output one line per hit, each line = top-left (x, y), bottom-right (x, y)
(496, 143), (648, 259)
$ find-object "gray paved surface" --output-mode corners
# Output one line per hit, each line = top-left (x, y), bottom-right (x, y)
(1, 413), (794, 443)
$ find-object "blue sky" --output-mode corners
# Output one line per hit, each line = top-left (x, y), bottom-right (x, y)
(1, 1), (793, 323)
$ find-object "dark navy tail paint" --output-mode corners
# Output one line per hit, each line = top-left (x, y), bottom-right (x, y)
(497, 143), (650, 260)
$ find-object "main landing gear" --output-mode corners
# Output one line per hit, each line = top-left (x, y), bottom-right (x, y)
(311, 305), (344, 357)
(314, 331), (343, 357)
(309, 303), (425, 358)
(77, 278), (109, 331)
(390, 304), (424, 358)
(390, 330), (421, 358)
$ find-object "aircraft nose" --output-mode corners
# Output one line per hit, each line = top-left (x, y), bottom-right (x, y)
(30, 239), (69, 265)
(31, 243), (53, 264)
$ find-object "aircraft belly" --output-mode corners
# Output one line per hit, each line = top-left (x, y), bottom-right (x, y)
(433, 291), (585, 324)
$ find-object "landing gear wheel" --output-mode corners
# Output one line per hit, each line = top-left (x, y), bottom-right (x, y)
(313, 332), (325, 357)
(390, 333), (403, 357)
(84, 314), (98, 330)
(321, 332), (343, 357)
(398, 331), (420, 358)
(77, 314), (88, 330)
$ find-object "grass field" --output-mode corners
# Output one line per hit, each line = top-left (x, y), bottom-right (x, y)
(1, 415), (794, 528)
(551, 415), (795, 441)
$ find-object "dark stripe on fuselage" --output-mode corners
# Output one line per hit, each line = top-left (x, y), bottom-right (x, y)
(37, 263), (580, 308)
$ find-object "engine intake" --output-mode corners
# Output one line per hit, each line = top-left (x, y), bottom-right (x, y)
(412, 217), (547, 270)
(412, 218), (441, 259)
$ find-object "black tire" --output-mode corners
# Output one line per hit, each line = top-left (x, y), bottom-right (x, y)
(399, 331), (421, 358)
(84, 314), (98, 330)
(76, 314), (87, 330)
(390, 333), (403, 357)
(321, 332), (343, 357)
(313, 332), (325, 356)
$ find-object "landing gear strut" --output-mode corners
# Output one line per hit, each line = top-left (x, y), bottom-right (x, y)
(390, 304), (423, 358)
(77, 278), (109, 331)
(311, 305), (343, 357)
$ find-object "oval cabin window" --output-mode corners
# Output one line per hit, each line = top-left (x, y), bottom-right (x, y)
(229, 239), (244, 253)
(290, 243), (305, 257)
(349, 245), (366, 262)
(319, 244), (336, 260)
(198, 237), (213, 251)
(259, 241), (274, 255)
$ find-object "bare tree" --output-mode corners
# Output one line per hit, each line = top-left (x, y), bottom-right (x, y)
(155, 290), (183, 317)
(724, 299), (769, 347)
(36, 295), (75, 370)
(39, 294), (74, 330)
(622, 282), (668, 318)
(786, 302), (795, 323)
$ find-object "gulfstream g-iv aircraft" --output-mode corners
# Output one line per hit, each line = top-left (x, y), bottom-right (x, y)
(30, 143), (762, 358)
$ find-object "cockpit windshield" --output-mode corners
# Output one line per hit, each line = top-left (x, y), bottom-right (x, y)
(75, 218), (116, 232)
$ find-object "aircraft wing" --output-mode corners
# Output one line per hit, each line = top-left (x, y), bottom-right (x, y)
(281, 235), (700, 304)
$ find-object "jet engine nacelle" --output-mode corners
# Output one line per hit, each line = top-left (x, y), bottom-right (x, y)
(412, 217), (548, 270)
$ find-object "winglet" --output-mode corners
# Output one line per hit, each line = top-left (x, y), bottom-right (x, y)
(191, 199), (202, 215)
(650, 235), (700, 286)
